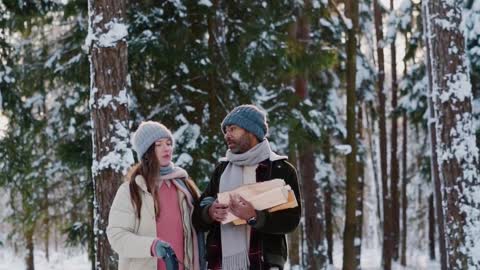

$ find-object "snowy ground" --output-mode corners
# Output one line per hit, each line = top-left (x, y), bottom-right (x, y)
(0, 245), (439, 270)
(0, 247), (90, 270)
(332, 245), (441, 270)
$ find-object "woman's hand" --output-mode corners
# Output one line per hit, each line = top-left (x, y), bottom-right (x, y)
(152, 240), (179, 270)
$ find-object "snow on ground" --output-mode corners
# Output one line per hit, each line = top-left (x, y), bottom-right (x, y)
(332, 244), (441, 270)
(0, 247), (90, 270)
(0, 244), (440, 270)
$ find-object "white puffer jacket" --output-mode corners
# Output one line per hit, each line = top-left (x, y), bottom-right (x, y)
(107, 175), (202, 270)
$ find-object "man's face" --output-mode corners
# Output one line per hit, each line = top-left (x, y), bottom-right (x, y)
(224, 125), (254, 154)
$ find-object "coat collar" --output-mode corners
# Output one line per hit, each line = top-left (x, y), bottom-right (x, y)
(135, 175), (149, 193)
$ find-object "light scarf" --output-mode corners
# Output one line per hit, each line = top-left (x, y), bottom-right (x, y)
(160, 163), (175, 176)
(158, 162), (188, 187)
(219, 139), (273, 270)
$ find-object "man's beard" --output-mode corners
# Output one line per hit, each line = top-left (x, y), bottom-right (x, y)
(229, 133), (252, 154)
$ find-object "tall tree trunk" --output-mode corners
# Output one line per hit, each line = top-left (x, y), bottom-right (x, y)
(88, 179), (96, 270)
(294, 3), (327, 269)
(325, 183), (333, 265)
(373, 0), (391, 268)
(424, 1), (480, 268)
(428, 194), (436, 260)
(400, 112), (407, 266)
(389, 0), (400, 262)
(25, 227), (34, 270)
(355, 107), (364, 270)
(366, 104), (383, 240)
(323, 137), (334, 265)
(44, 212), (50, 262)
(299, 147), (327, 269)
(87, 0), (130, 268)
(343, 0), (359, 268)
(54, 220), (58, 252)
(43, 175), (50, 262)
(288, 139), (301, 267)
(422, 3), (448, 270)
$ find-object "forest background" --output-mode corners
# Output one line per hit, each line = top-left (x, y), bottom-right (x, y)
(1, 0), (480, 269)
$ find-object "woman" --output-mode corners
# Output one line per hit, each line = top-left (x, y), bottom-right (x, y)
(107, 121), (204, 270)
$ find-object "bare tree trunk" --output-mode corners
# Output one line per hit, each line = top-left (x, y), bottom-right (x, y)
(299, 147), (327, 269)
(323, 137), (334, 265)
(422, 3), (448, 270)
(44, 214), (50, 262)
(43, 178), (50, 262)
(88, 179), (96, 270)
(389, 0), (400, 262)
(400, 112), (407, 266)
(373, 0), (391, 268)
(25, 227), (34, 270)
(325, 183), (333, 265)
(87, 0), (130, 268)
(424, 1), (480, 268)
(428, 194), (436, 260)
(294, 4), (327, 269)
(366, 104), (383, 238)
(343, 0), (359, 268)
(355, 107), (364, 270)
(288, 139), (301, 267)
(288, 226), (301, 267)
(54, 220), (58, 252)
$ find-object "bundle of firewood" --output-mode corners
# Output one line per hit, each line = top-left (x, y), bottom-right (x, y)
(217, 179), (298, 225)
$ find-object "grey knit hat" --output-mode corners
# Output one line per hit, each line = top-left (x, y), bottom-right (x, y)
(221, 104), (268, 141)
(132, 121), (174, 159)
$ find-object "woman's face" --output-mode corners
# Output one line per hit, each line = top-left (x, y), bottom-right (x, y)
(154, 138), (173, 167)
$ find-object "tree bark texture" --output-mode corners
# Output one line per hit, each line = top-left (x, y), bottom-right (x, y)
(294, 4), (327, 268)
(25, 227), (34, 270)
(322, 136), (334, 266)
(288, 139), (301, 266)
(400, 112), (407, 266)
(424, 0), (480, 268)
(366, 104), (383, 239)
(88, 0), (130, 269)
(422, 3), (447, 270)
(373, 0), (392, 269)
(389, 0), (400, 262)
(299, 147), (327, 270)
(43, 177), (50, 262)
(343, 0), (359, 268)
(428, 194), (436, 260)
(355, 107), (364, 270)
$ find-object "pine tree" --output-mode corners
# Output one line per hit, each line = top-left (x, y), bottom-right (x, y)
(423, 0), (480, 268)
(86, 0), (132, 268)
(343, 0), (359, 268)
(373, 0), (392, 268)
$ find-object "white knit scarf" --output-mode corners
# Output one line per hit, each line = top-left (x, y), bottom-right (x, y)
(219, 139), (274, 270)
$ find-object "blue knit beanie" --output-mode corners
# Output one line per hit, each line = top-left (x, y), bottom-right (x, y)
(221, 104), (268, 141)
(131, 121), (174, 159)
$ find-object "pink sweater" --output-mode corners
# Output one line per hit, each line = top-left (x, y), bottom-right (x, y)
(153, 181), (184, 270)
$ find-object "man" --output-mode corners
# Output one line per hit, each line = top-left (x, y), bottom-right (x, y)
(193, 104), (302, 270)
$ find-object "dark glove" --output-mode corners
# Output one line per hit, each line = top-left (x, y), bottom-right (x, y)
(153, 240), (179, 270)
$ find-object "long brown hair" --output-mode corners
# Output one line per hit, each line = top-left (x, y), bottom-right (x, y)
(127, 144), (161, 219)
